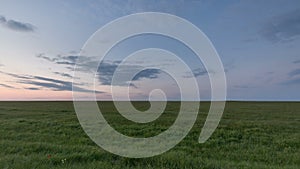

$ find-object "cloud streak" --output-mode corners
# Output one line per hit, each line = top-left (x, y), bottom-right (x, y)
(0, 70), (31, 79)
(0, 71), (104, 93)
(289, 68), (300, 77)
(36, 53), (79, 66)
(20, 76), (104, 93)
(0, 83), (16, 89)
(183, 67), (208, 78)
(281, 77), (300, 85)
(53, 72), (73, 78)
(280, 68), (300, 86)
(0, 15), (36, 32)
(24, 87), (40, 91)
(36, 54), (162, 86)
(260, 9), (300, 43)
(97, 61), (161, 86)
(293, 60), (300, 64)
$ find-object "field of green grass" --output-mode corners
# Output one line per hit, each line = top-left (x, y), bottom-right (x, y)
(0, 101), (299, 169)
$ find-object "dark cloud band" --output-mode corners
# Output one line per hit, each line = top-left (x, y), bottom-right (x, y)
(0, 15), (35, 32)
(36, 54), (162, 86)
(0, 70), (104, 93)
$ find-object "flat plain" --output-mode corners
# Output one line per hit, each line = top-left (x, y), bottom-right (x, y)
(0, 101), (299, 169)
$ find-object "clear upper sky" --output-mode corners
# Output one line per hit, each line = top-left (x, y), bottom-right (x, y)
(0, 0), (299, 101)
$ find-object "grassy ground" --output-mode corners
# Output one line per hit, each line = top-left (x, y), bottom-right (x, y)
(0, 101), (299, 169)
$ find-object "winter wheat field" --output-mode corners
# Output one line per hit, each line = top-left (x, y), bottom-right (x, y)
(0, 101), (299, 169)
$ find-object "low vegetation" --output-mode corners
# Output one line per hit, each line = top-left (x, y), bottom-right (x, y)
(0, 101), (299, 168)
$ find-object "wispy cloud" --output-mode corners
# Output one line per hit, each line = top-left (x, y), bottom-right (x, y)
(36, 53), (78, 66)
(280, 68), (300, 85)
(97, 60), (161, 86)
(293, 60), (300, 64)
(36, 54), (162, 86)
(53, 72), (73, 78)
(24, 87), (41, 91)
(19, 76), (104, 93)
(0, 70), (31, 79)
(0, 16), (5, 23)
(281, 77), (300, 85)
(36, 53), (56, 62)
(0, 83), (17, 89)
(288, 68), (300, 77)
(0, 71), (104, 93)
(260, 9), (300, 43)
(0, 15), (36, 32)
(183, 67), (208, 78)
(36, 53), (97, 73)
(132, 69), (161, 80)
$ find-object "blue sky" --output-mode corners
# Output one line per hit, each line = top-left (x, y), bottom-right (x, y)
(0, 0), (299, 100)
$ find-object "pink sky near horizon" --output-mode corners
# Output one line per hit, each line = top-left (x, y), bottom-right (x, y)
(0, 87), (72, 100)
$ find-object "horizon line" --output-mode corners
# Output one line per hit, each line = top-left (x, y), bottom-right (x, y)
(0, 99), (299, 102)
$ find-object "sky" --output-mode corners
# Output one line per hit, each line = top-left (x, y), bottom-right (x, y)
(0, 0), (300, 101)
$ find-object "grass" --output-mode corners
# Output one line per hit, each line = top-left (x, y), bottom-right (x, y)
(0, 101), (299, 168)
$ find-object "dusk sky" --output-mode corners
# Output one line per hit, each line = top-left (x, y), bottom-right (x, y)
(0, 0), (300, 101)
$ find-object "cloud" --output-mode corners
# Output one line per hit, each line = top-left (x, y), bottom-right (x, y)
(36, 54), (162, 86)
(132, 69), (161, 80)
(0, 83), (16, 89)
(96, 61), (161, 86)
(56, 61), (76, 65)
(0, 16), (6, 23)
(183, 67), (208, 78)
(280, 68), (300, 85)
(288, 69), (300, 77)
(0, 15), (36, 32)
(96, 61), (118, 85)
(0, 70), (104, 93)
(36, 54), (101, 73)
(0, 70), (31, 79)
(36, 53), (98, 75)
(19, 76), (104, 93)
(24, 87), (40, 91)
(281, 77), (300, 85)
(36, 53), (56, 62)
(36, 53), (79, 66)
(260, 9), (300, 42)
(53, 72), (73, 78)
(293, 60), (300, 64)
(0, 63), (4, 67)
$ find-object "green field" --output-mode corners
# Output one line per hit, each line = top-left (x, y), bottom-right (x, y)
(0, 101), (299, 169)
